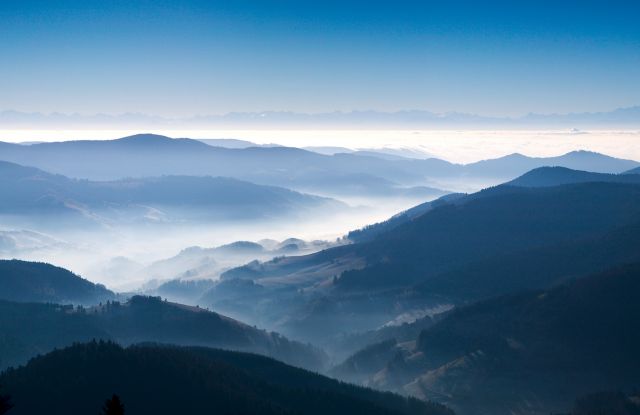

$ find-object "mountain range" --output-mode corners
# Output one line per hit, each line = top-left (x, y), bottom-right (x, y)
(203, 172), (640, 349)
(2, 106), (640, 128)
(2, 135), (640, 415)
(0, 159), (339, 226)
(0, 134), (637, 198)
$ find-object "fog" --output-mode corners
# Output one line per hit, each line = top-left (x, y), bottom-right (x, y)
(0, 195), (426, 291)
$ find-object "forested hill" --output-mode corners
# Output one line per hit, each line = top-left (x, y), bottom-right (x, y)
(0, 259), (115, 305)
(0, 341), (454, 415)
(0, 295), (325, 372)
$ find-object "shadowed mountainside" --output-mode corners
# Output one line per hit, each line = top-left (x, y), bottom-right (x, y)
(507, 166), (640, 187)
(0, 341), (453, 415)
(204, 177), (640, 347)
(0, 259), (115, 305)
(334, 264), (640, 415)
(0, 294), (325, 371)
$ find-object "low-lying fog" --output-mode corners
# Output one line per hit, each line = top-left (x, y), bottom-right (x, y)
(0, 195), (428, 291)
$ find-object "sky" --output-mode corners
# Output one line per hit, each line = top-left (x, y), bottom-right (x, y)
(0, 0), (639, 117)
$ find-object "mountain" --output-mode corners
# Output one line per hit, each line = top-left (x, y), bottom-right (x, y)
(2, 134), (452, 199)
(0, 341), (453, 415)
(507, 166), (640, 187)
(0, 135), (443, 198)
(0, 159), (339, 225)
(0, 134), (636, 196)
(3, 106), (640, 128)
(0, 259), (114, 305)
(465, 150), (640, 178)
(0, 294), (325, 371)
(625, 166), (640, 175)
(324, 182), (640, 292)
(205, 179), (640, 346)
(357, 263), (640, 415)
(347, 193), (466, 243)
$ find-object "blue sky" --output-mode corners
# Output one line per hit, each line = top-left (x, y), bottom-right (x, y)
(1, 0), (639, 117)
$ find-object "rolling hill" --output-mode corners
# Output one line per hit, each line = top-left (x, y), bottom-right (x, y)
(0, 259), (115, 305)
(348, 263), (640, 415)
(0, 341), (453, 415)
(0, 294), (325, 371)
(0, 159), (339, 224)
(204, 178), (640, 346)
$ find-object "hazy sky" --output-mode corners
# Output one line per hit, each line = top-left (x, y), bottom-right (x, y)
(1, 0), (639, 117)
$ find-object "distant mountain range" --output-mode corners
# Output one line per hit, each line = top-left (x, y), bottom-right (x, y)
(0, 134), (638, 197)
(2, 106), (640, 128)
(0, 134), (452, 198)
(0, 159), (339, 226)
(0, 341), (452, 415)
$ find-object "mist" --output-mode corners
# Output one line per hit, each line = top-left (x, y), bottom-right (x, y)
(0, 194), (429, 291)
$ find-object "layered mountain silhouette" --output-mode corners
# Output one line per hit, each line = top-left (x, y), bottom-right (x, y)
(207, 175), (640, 346)
(0, 293), (325, 371)
(0, 259), (115, 305)
(3, 106), (640, 128)
(333, 264), (640, 415)
(3, 131), (640, 415)
(140, 238), (337, 304)
(0, 341), (453, 415)
(0, 159), (339, 224)
(1, 134), (637, 196)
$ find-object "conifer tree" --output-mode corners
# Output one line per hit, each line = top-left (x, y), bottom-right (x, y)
(100, 394), (124, 415)
(0, 386), (12, 415)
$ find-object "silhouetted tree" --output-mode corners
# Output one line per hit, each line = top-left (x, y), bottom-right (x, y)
(100, 394), (124, 415)
(0, 386), (13, 415)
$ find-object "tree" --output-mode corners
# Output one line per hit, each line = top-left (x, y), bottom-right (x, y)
(0, 386), (13, 415)
(100, 394), (124, 415)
